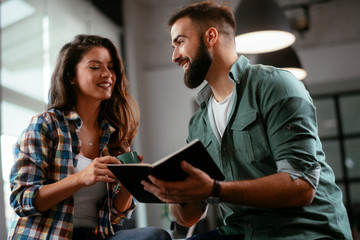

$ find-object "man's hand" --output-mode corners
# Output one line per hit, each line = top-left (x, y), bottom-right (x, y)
(141, 161), (213, 203)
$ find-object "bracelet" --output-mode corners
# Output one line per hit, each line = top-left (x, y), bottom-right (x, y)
(210, 180), (221, 198)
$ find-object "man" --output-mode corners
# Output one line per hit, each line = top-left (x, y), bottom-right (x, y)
(141, 1), (353, 239)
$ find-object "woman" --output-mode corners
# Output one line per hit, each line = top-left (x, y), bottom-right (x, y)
(8, 34), (171, 240)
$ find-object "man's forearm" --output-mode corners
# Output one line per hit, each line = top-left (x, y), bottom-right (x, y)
(220, 172), (315, 208)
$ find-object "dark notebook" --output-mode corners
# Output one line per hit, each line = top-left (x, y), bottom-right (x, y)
(108, 139), (224, 203)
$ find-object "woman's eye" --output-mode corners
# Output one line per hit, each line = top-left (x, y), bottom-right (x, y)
(89, 67), (99, 70)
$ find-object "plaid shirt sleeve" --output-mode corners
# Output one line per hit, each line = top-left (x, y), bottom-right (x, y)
(95, 181), (137, 238)
(108, 181), (137, 225)
(10, 114), (54, 217)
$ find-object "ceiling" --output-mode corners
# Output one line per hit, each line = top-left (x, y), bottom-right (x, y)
(91, 0), (338, 29)
(92, 0), (123, 27)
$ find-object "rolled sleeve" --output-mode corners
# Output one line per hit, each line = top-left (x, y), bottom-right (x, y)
(98, 182), (137, 227)
(110, 198), (137, 225)
(276, 159), (321, 188)
(10, 184), (43, 217)
(10, 149), (47, 217)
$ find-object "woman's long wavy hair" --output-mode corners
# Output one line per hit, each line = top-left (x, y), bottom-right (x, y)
(48, 34), (140, 155)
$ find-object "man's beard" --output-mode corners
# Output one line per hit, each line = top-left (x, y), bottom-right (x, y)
(184, 39), (212, 89)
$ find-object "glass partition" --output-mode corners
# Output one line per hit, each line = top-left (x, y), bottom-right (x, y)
(340, 95), (360, 135)
(313, 91), (360, 236)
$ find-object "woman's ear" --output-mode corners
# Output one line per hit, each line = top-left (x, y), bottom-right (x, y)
(70, 78), (76, 85)
(203, 27), (218, 48)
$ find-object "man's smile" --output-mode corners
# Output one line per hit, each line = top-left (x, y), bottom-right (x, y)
(179, 58), (190, 71)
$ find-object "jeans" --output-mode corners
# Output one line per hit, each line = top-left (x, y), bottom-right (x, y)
(72, 226), (171, 240)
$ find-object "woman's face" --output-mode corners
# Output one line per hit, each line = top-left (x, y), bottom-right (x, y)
(72, 46), (116, 104)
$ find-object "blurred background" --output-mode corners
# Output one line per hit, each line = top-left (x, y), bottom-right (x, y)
(1, 0), (360, 239)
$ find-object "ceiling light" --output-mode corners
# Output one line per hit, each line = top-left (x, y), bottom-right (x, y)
(235, 0), (295, 54)
(255, 46), (307, 80)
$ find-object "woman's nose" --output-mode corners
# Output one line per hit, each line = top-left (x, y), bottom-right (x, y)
(101, 67), (112, 78)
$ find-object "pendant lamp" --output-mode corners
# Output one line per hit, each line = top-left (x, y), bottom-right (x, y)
(255, 46), (307, 80)
(235, 0), (296, 54)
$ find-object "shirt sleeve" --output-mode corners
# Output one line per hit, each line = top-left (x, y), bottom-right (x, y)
(96, 182), (137, 238)
(259, 69), (322, 188)
(9, 115), (53, 217)
(109, 182), (137, 225)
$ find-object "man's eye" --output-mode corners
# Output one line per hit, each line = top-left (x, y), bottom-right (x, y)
(90, 67), (99, 69)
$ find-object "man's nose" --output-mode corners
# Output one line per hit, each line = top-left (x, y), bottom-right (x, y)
(172, 48), (181, 63)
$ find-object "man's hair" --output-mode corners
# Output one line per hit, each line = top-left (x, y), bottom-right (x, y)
(167, 0), (236, 38)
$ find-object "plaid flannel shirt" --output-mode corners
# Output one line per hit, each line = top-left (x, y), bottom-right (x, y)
(8, 109), (136, 240)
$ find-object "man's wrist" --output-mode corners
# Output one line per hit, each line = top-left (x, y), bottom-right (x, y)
(207, 179), (221, 204)
(210, 179), (221, 198)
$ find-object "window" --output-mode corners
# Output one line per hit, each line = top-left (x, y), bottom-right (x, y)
(313, 90), (360, 234)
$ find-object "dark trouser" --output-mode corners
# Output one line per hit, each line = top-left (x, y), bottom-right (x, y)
(186, 229), (336, 240)
(186, 229), (244, 240)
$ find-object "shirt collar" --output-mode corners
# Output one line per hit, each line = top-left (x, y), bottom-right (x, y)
(64, 109), (81, 121)
(50, 108), (115, 134)
(195, 55), (250, 106)
(228, 55), (250, 84)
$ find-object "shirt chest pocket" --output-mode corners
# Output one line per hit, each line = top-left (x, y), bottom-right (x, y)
(230, 110), (270, 163)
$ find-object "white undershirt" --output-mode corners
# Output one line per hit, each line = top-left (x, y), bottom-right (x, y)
(211, 89), (235, 138)
(73, 155), (107, 228)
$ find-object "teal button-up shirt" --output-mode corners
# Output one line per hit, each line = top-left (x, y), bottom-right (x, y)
(187, 56), (352, 239)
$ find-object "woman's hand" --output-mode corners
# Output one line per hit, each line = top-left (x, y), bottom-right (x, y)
(35, 156), (120, 212)
(77, 156), (120, 186)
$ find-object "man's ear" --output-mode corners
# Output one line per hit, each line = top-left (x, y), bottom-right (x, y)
(203, 27), (218, 48)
